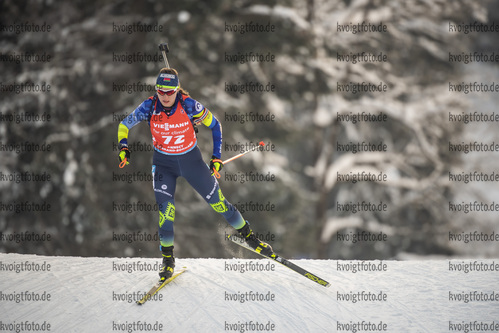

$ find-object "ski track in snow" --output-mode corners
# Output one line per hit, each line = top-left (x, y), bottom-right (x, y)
(1, 253), (498, 332)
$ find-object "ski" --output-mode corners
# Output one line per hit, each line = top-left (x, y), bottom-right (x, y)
(228, 235), (331, 288)
(136, 267), (187, 305)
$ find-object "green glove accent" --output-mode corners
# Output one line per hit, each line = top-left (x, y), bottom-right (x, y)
(118, 146), (130, 168)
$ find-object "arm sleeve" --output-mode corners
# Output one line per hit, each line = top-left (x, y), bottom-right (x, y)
(188, 98), (222, 159)
(206, 111), (222, 159)
(117, 98), (153, 146)
(118, 123), (129, 146)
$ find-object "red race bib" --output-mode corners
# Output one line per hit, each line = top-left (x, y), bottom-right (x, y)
(150, 100), (197, 154)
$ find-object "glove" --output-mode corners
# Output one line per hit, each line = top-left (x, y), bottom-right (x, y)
(209, 155), (223, 178)
(118, 144), (130, 168)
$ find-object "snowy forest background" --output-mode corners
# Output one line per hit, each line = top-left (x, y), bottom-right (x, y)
(1, 0), (499, 260)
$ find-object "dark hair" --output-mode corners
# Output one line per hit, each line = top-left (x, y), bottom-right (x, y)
(158, 68), (189, 96)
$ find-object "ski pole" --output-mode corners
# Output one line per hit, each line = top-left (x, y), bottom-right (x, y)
(158, 43), (170, 68)
(224, 141), (265, 164)
(213, 141), (266, 178)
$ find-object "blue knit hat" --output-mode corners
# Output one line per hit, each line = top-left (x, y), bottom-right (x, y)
(156, 73), (179, 90)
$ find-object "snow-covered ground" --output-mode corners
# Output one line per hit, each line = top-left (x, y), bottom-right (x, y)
(1, 253), (498, 332)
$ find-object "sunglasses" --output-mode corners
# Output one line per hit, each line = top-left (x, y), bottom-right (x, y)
(156, 88), (178, 96)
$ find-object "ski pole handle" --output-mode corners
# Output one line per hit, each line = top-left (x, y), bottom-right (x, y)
(119, 157), (128, 168)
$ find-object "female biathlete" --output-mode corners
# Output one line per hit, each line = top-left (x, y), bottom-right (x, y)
(117, 68), (271, 282)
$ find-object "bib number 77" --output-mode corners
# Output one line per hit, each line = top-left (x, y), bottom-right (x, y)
(162, 135), (185, 145)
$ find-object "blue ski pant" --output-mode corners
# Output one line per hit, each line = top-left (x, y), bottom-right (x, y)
(152, 147), (246, 249)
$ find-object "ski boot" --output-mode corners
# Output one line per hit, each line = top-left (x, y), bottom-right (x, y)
(159, 245), (175, 282)
(237, 222), (274, 257)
